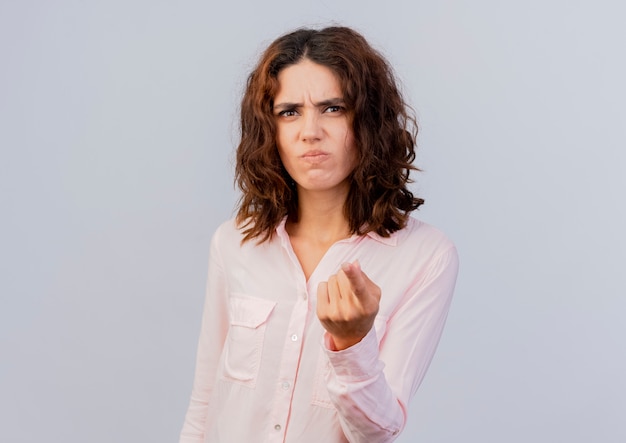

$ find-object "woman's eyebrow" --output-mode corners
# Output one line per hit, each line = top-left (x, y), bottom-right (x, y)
(273, 102), (300, 111)
(314, 98), (345, 107)
(273, 97), (345, 111)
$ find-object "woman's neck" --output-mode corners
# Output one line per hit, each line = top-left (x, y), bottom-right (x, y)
(286, 187), (351, 245)
(285, 187), (352, 281)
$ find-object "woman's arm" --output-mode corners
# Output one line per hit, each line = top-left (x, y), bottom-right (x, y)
(179, 232), (229, 443)
(322, 247), (459, 442)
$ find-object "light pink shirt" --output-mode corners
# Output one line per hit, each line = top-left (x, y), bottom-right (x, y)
(180, 216), (458, 443)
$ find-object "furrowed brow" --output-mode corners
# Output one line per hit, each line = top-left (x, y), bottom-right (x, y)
(314, 98), (345, 107)
(273, 102), (302, 112)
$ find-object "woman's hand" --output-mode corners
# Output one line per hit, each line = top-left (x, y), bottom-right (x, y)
(317, 260), (381, 351)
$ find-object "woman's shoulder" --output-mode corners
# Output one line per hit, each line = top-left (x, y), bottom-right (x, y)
(395, 216), (457, 256)
(211, 217), (280, 250)
(211, 217), (246, 244)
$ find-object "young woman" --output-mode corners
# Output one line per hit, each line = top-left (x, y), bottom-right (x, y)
(180, 26), (459, 443)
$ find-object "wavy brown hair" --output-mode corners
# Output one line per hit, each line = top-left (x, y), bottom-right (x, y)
(235, 26), (424, 243)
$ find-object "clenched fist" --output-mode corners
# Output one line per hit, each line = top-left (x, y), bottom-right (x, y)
(316, 260), (381, 351)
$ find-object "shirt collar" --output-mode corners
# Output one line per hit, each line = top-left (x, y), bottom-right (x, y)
(364, 230), (398, 246)
(275, 217), (398, 247)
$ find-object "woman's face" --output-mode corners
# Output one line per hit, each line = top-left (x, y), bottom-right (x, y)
(273, 59), (357, 198)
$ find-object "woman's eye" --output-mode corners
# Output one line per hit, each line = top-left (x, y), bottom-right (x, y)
(324, 105), (344, 113)
(278, 109), (297, 117)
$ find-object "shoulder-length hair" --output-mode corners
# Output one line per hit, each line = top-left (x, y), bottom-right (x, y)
(235, 26), (424, 243)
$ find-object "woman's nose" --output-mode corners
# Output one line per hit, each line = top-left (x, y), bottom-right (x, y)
(300, 111), (322, 142)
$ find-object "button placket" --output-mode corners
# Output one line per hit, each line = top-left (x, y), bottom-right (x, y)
(268, 281), (308, 440)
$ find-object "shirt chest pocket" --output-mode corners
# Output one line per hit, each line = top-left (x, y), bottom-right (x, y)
(221, 293), (276, 388)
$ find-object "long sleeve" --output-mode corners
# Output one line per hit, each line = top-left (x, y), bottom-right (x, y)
(179, 231), (229, 443)
(323, 246), (459, 443)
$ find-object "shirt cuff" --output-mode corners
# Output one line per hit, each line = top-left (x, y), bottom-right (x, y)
(323, 327), (384, 381)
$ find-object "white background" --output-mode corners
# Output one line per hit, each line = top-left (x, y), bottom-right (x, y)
(1, 1), (625, 442)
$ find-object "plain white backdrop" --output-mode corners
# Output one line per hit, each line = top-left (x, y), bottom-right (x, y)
(1, 1), (625, 442)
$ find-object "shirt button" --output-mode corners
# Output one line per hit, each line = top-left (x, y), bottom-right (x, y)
(291, 334), (298, 341)
(274, 424), (282, 431)
(281, 381), (290, 390)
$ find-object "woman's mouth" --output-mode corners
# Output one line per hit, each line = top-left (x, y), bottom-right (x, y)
(301, 150), (330, 163)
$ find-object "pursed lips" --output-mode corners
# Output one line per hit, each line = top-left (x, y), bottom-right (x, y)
(301, 150), (330, 163)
